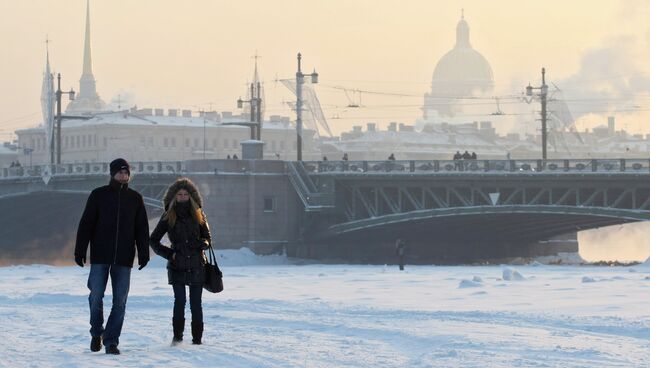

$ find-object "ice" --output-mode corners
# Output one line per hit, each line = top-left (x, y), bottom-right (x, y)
(1, 257), (649, 367)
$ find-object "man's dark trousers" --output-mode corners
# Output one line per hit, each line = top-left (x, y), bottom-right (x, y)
(88, 264), (131, 347)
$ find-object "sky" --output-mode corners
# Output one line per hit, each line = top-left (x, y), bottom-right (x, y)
(1, 0), (650, 140)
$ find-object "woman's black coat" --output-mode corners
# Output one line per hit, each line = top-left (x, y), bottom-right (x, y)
(150, 207), (211, 285)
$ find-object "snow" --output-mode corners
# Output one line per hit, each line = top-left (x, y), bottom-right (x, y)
(1, 249), (649, 367)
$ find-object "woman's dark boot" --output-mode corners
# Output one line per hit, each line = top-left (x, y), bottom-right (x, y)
(191, 321), (203, 345)
(172, 318), (184, 345)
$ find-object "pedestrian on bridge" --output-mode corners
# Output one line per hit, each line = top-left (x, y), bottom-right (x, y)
(74, 158), (150, 355)
(150, 178), (213, 346)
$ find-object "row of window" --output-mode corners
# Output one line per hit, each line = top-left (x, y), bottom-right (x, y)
(26, 135), (298, 152)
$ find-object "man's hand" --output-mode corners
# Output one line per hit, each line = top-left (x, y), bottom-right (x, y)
(74, 255), (86, 268)
(138, 260), (148, 270)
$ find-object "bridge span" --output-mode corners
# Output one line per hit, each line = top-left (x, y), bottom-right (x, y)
(1, 158), (649, 264)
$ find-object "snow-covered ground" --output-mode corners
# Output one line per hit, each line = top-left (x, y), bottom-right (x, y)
(1, 250), (649, 367)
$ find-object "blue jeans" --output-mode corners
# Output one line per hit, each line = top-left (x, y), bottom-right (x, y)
(172, 283), (203, 323)
(87, 264), (131, 347)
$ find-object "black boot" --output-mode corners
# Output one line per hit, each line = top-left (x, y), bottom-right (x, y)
(191, 321), (203, 345)
(105, 344), (120, 355)
(172, 318), (184, 345)
(90, 336), (102, 352)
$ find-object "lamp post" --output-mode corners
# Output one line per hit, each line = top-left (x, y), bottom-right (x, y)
(236, 82), (262, 140)
(54, 73), (75, 164)
(524, 68), (548, 160)
(295, 53), (318, 161)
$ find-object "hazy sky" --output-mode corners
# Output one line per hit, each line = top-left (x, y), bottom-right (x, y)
(2, 0), (650, 140)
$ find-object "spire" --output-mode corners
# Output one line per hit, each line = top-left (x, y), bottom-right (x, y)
(455, 10), (471, 48)
(82, 0), (93, 76)
(66, 0), (105, 113)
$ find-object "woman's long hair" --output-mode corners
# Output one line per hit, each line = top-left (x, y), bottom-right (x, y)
(165, 194), (206, 228)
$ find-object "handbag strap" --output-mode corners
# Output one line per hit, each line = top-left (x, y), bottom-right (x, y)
(206, 243), (217, 266)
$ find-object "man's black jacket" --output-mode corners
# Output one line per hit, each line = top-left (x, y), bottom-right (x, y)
(74, 179), (150, 268)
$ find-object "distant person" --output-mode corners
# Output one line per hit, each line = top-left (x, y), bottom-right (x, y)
(462, 151), (471, 160)
(150, 178), (212, 346)
(453, 151), (462, 170)
(74, 158), (150, 355)
(388, 153), (395, 161)
(342, 153), (349, 161)
(226, 155), (231, 160)
(471, 152), (477, 160)
(9, 161), (15, 168)
(232, 154), (239, 159)
(322, 156), (328, 161)
(506, 152), (511, 160)
(395, 239), (406, 271)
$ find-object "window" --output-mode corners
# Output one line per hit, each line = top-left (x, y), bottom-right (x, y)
(163, 138), (169, 147)
(103, 137), (107, 147)
(271, 141), (276, 151)
(64, 136), (69, 148)
(171, 137), (176, 147)
(224, 139), (229, 149)
(185, 138), (190, 148)
(194, 138), (199, 148)
(280, 141), (285, 150)
(263, 196), (276, 212)
(232, 139), (237, 149)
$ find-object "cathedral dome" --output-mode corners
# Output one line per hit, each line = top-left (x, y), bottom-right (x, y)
(430, 14), (494, 96)
(423, 13), (494, 119)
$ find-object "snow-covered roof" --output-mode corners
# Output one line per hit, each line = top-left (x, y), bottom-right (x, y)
(16, 111), (298, 133)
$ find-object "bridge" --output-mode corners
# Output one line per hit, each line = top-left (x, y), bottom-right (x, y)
(288, 158), (650, 261)
(1, 158), (650, 263)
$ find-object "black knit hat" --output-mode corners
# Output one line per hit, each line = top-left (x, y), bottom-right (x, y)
(110, 158), (130, 177)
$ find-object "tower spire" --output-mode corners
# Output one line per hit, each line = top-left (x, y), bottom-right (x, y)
(67, 0), (104, 113)
(82, 0), (93, 76)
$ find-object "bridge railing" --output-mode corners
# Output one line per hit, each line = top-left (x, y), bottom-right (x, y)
(0, 161), (185, 179)
(305, 159), (650, 174)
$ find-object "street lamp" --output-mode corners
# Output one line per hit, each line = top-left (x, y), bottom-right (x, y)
(236, 81), (263, 140)
(54, 73), (75, 164)
(524, 68), (548, 160)
(295, 52), (318, 161)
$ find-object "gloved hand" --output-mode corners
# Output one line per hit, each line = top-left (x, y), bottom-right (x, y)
(138, 259), (148, 270)
(74, 255), (85, 268)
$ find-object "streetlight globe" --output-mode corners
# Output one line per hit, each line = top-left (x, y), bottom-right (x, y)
(311, 69), (319, 84)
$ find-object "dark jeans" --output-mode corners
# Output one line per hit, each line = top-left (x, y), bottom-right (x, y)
(172, 283), (203, 323)
(87, 264), (131, 347)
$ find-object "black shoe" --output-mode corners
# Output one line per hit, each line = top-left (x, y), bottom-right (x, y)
(172, 317), (184, 345)
(191, 321), (203, 345)
(105, 344), (120, 355)
(90, 336), (102, 352)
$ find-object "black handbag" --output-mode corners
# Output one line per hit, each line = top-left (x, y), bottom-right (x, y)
(204, 244), (223, 293)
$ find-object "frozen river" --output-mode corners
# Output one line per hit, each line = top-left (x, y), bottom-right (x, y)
(0, 250), (649, 367)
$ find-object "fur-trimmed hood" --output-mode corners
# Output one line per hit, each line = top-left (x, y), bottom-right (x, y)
(163, 177), (203, 211)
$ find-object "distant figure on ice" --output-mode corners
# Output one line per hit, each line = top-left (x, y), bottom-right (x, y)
(74, 158), (150, 355)
(150, 178), (213, 346)
(395, 239), (406, 271)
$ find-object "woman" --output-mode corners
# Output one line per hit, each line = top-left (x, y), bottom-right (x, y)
(150, 178), (211, 345)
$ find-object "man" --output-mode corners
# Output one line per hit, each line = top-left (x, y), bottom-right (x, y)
(395, 239), (406, 271)
(74, 158), (150, 355)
